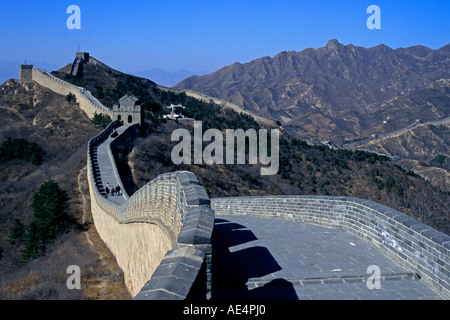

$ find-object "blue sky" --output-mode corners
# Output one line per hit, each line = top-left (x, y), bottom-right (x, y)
(1, 0), (449, 78)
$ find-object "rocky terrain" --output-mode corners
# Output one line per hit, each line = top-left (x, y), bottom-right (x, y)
(0, 79), (131, 299)
(175, 40), (450, 190)
(176, 40), (449, 140)
(346, 118), (450, 190)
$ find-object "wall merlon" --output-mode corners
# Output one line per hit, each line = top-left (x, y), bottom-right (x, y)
(177, 171), (201, 186)
(134, 246), (206, 300)
(183, 184), (211, 206)
(178, 207), (215, 245)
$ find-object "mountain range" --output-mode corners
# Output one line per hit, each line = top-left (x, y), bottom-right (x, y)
(175, 39), (450, 144)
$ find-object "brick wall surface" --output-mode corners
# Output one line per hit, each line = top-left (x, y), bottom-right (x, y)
(211, 196), (450, 298)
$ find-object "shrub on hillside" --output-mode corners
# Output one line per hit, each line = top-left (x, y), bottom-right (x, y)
(0, 137), (43, 165)
(20, 180), (70, 263)
(91, 113), (112, 128)
(65, 93), (77, 103)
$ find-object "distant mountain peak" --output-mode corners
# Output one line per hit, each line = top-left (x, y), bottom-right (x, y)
(325, 39), (343, 48)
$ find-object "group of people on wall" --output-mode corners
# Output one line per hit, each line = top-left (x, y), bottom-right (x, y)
(105, 183), (122, 196)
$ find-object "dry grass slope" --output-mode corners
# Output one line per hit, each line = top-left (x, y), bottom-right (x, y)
(0, 80), (130, 299)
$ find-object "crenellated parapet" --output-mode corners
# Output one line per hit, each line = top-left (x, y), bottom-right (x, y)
(86, 121), (214, 298)
(31, 68), (112, 119)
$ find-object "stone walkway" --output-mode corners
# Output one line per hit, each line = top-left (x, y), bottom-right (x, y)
(212, 215), (442, 300)
(92, 126), (128, 205)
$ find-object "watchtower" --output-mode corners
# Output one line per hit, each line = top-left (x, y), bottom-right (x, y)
(76, 52), (90, 63)
(112, 94), (143, 126)
(70, 52), (90, 77)
(19, 65), (33, 83)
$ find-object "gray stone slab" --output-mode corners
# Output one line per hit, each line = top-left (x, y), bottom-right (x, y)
(212, 214), (442, 300)
(94, 126), (128, 205)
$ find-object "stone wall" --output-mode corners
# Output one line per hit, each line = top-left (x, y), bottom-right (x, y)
(211, 195), (450, 299)
(31, 67), (215, 299)
(87, 121), (214, 298)
(35, 64), (447, 300)
(31, 68), (112, 119)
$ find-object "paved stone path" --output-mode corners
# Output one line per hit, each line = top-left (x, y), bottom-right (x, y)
(212, 215), (442, 300)
(92, 126), (128, 205)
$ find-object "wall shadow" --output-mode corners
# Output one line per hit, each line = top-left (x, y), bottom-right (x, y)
(212, 218), (299, 300)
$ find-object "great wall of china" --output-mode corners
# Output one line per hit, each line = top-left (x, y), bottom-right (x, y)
(87, 121), (214, 298)
(22, 60), (450, 299)
(31, 68), (111, 118)
(27, 63), (215, 298)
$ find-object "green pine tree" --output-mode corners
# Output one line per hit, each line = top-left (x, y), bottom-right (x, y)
(31, 180), (69, 240)
(8, 218), (25, 244)
(91, 113), (112, 128)
(20, 180), (70, 263)
(21, 221), (45, 263)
